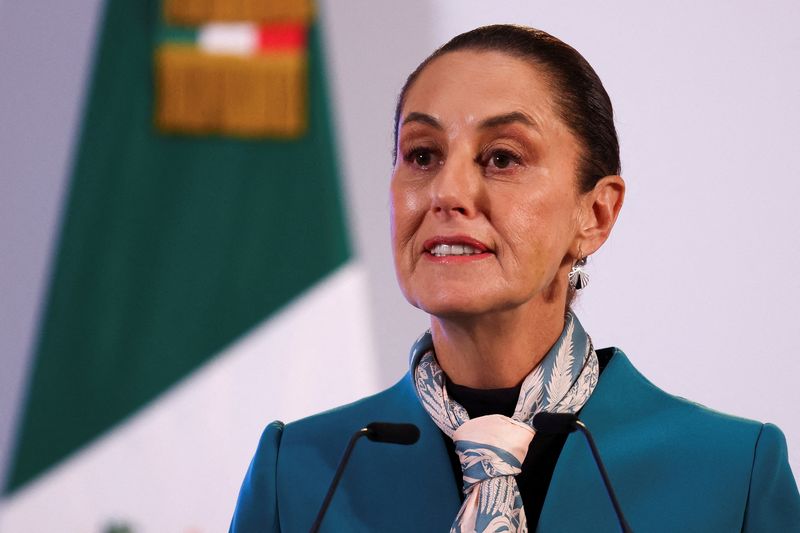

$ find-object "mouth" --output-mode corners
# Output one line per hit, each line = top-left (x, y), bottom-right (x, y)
(422, 236), (493, 259)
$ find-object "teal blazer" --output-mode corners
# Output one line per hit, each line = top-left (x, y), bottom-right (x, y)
(230, 350), (800, 532)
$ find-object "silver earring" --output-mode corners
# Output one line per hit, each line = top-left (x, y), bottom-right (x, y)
(569, 257), (589, 290)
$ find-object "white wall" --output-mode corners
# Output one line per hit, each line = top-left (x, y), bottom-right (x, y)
(0, 0), (105, 489)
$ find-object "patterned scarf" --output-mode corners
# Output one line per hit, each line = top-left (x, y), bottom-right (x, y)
(410, 312), (599, 533)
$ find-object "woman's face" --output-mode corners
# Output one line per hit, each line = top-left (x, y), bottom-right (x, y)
(391, 50), (588, 319)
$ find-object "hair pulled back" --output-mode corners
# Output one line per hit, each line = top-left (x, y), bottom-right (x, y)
(393, 24), (620, 192)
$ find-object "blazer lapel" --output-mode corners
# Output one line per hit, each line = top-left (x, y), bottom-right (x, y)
(537, 350), (642, 532)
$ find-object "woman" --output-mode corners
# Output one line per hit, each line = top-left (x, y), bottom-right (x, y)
(230, 25), (800, 532)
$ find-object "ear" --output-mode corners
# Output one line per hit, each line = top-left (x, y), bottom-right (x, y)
(574, 175), (625, 257)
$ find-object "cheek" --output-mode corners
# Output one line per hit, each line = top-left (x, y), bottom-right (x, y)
(390, 179), (427, 250)
(501, 192), (575, 266)
(393, 179), (426, 214)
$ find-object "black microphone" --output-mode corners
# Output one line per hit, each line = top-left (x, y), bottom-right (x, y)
(365, 422), (420, 445)
(533, 412), (634, 533)
(309, 422), (420, 533)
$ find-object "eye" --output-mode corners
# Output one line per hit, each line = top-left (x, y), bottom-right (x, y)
(414, 150), (433, 167)
(491, 151), (514, 169)
(404, 147), (441, 170)
(479, 148), (522, 171)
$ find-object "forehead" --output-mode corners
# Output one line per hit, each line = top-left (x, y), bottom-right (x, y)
(401, 50), (560, 128)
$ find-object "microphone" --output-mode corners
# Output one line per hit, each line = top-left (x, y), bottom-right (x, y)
(309, 422), (420, 533)
(533, 412), (634, 533)
(365, 422), (420, 445)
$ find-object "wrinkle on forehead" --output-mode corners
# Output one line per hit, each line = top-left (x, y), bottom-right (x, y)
(399, 111), (472, 140)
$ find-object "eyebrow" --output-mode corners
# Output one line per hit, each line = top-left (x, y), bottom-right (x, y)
(401, 112), (442, 129)
(400, 111), (538, 132)
(478, 111), (538, 131)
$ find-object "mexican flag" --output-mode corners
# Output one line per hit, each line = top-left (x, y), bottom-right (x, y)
(0, 0), (377, 530)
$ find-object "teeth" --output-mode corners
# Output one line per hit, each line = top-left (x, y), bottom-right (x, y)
(430, 243), (483, 257)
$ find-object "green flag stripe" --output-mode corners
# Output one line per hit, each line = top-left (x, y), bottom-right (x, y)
(157, 24), (198, 44)
(5, 0), (349, 493)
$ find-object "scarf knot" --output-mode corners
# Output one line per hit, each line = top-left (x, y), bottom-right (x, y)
(453, 415), (534, 493)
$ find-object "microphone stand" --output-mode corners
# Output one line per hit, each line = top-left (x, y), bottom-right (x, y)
(533, 412), (633, 533)
(573, 419), (634, 533)
(308, 428), (369, 533)
(308, 422), (419, 533)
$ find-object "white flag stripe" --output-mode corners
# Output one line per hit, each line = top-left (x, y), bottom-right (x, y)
(0, 262), (378, 533)
(198, 23), (259, 55)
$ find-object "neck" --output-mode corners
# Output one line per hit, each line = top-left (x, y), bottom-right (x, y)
(430, 300), (566, 389)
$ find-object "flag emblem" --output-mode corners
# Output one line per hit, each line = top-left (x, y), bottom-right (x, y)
(156, 0), (313, 137)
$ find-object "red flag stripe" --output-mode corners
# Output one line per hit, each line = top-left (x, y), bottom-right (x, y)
(258, 23), (306, 52)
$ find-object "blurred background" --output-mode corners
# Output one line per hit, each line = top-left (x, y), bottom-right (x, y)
(1, 1), (798, 530)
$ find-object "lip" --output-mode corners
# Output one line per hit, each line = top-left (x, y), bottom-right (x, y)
(422, 235), (491, 253)
(422, 235), (494, 263)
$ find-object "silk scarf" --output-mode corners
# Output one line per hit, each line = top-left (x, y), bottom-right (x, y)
(410, 312), (599, 533)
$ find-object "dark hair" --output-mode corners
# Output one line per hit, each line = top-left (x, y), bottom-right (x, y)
(393, 24), (620, 193)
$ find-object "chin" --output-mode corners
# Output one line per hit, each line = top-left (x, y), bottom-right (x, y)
(420, 303), (487, 319)
(409, 289), (504, 319)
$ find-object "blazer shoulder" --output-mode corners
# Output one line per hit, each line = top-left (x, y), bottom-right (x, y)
(229, 377), (425, 533)
(588, 349), (769, 492)
(595, 348), (764, 441)
(742, 423), (800, 530)
(230, 421), (284, 533)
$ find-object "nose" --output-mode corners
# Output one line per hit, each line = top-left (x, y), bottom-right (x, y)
(430, 148), (482, 219)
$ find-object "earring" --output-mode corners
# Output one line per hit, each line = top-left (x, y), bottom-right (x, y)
(569, 256), (589, 290)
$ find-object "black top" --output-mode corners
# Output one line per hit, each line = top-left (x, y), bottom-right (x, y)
(442, 347), (614, 528)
